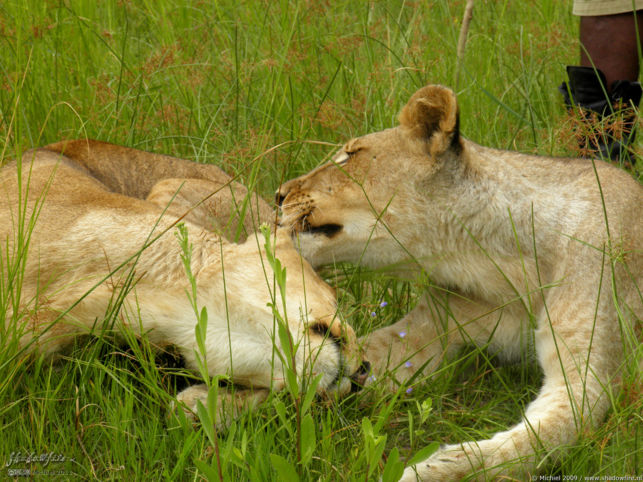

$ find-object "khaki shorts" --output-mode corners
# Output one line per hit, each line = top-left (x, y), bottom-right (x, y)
(573, 0), (643, 16)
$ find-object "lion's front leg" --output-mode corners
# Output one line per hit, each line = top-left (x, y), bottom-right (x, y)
(174, 384), (269, 429)
(360, 289), (508, 391)
(400, 285), (621, 481)
(359, 297), (448, 390)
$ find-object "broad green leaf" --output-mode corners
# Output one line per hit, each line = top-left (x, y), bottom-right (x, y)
(361, 417), (374, 441)
(300, 374), (322, 415)
(406, 441), (440, 467)
(196, 399), (216, 447)
(299, 413), (316, 466)
(277, 319), (294, 361)
(269, 454), (300, 482)
(285, 368), (299, 398)
(194, 459), (222, 481)
(381, 447), (405, 482)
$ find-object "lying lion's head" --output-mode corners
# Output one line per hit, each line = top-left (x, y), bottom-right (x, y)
(197, 228), (369, 397)
(277, 85), (461, 268)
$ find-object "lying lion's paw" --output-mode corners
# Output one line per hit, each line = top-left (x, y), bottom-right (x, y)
(170, 384), (270, 430)
(400, 441), (526, 481)
(400, 446), (471, 482)
(172, 383), (210, 421)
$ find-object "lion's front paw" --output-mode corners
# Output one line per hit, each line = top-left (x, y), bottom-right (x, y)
(172, 384), (209, 421)
(401, 439), (530, 481)
(359, 326), (438, 393)
(171, 384), (270, 430)
(401, 445), (479, 482)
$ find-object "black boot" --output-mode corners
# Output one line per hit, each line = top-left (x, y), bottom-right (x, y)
(559, 65), (642, 164)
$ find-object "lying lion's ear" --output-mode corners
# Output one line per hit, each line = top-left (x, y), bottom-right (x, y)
(398, 84), (460, 157)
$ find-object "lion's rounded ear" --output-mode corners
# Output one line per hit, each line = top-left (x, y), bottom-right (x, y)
(398, 84), (460, 157)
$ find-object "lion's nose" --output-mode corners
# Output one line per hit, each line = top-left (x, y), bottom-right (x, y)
(350, 361), (371, 392)
(275, 190), (286, 207)
(276, 179), (298, 207)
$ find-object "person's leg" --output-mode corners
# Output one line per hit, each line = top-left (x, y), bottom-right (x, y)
(580, 12), (643, 91)
(560, 10), (643, 163)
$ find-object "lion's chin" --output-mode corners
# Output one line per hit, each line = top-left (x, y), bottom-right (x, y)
(319, 375), (362, 398)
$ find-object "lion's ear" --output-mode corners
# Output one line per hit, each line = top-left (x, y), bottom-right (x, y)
(398, 84), (460, 157)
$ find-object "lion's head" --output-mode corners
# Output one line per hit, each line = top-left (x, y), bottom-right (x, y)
(226, 228), (370, 396)
(277, 85), (461, 269)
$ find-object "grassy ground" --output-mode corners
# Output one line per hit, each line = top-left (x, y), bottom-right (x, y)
(0, 0), (641, 480)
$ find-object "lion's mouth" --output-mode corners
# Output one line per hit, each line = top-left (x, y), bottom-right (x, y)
(305, 223), (343, 237)
(326, 360), (371, 395)
(299, 216), (343, 238)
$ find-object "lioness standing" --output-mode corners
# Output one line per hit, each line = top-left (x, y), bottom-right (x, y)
(277, 85), (642, 480)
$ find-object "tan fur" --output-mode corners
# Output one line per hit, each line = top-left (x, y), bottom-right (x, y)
(44, 139), (274, 242)
(277, 85), (642, 480)
(1, 140), (366, 420)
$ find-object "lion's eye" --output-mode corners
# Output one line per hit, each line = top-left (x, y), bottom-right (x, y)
(334, 151), (350, 166)
(335, 150), (358, 167)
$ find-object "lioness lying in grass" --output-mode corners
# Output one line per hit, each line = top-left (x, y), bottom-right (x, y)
(1, 140), (368, 420)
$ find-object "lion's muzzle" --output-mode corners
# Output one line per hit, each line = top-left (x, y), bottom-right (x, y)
(276, 183), (344, 238)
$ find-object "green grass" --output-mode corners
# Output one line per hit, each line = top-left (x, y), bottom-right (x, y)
(0, 0), (641, 480)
